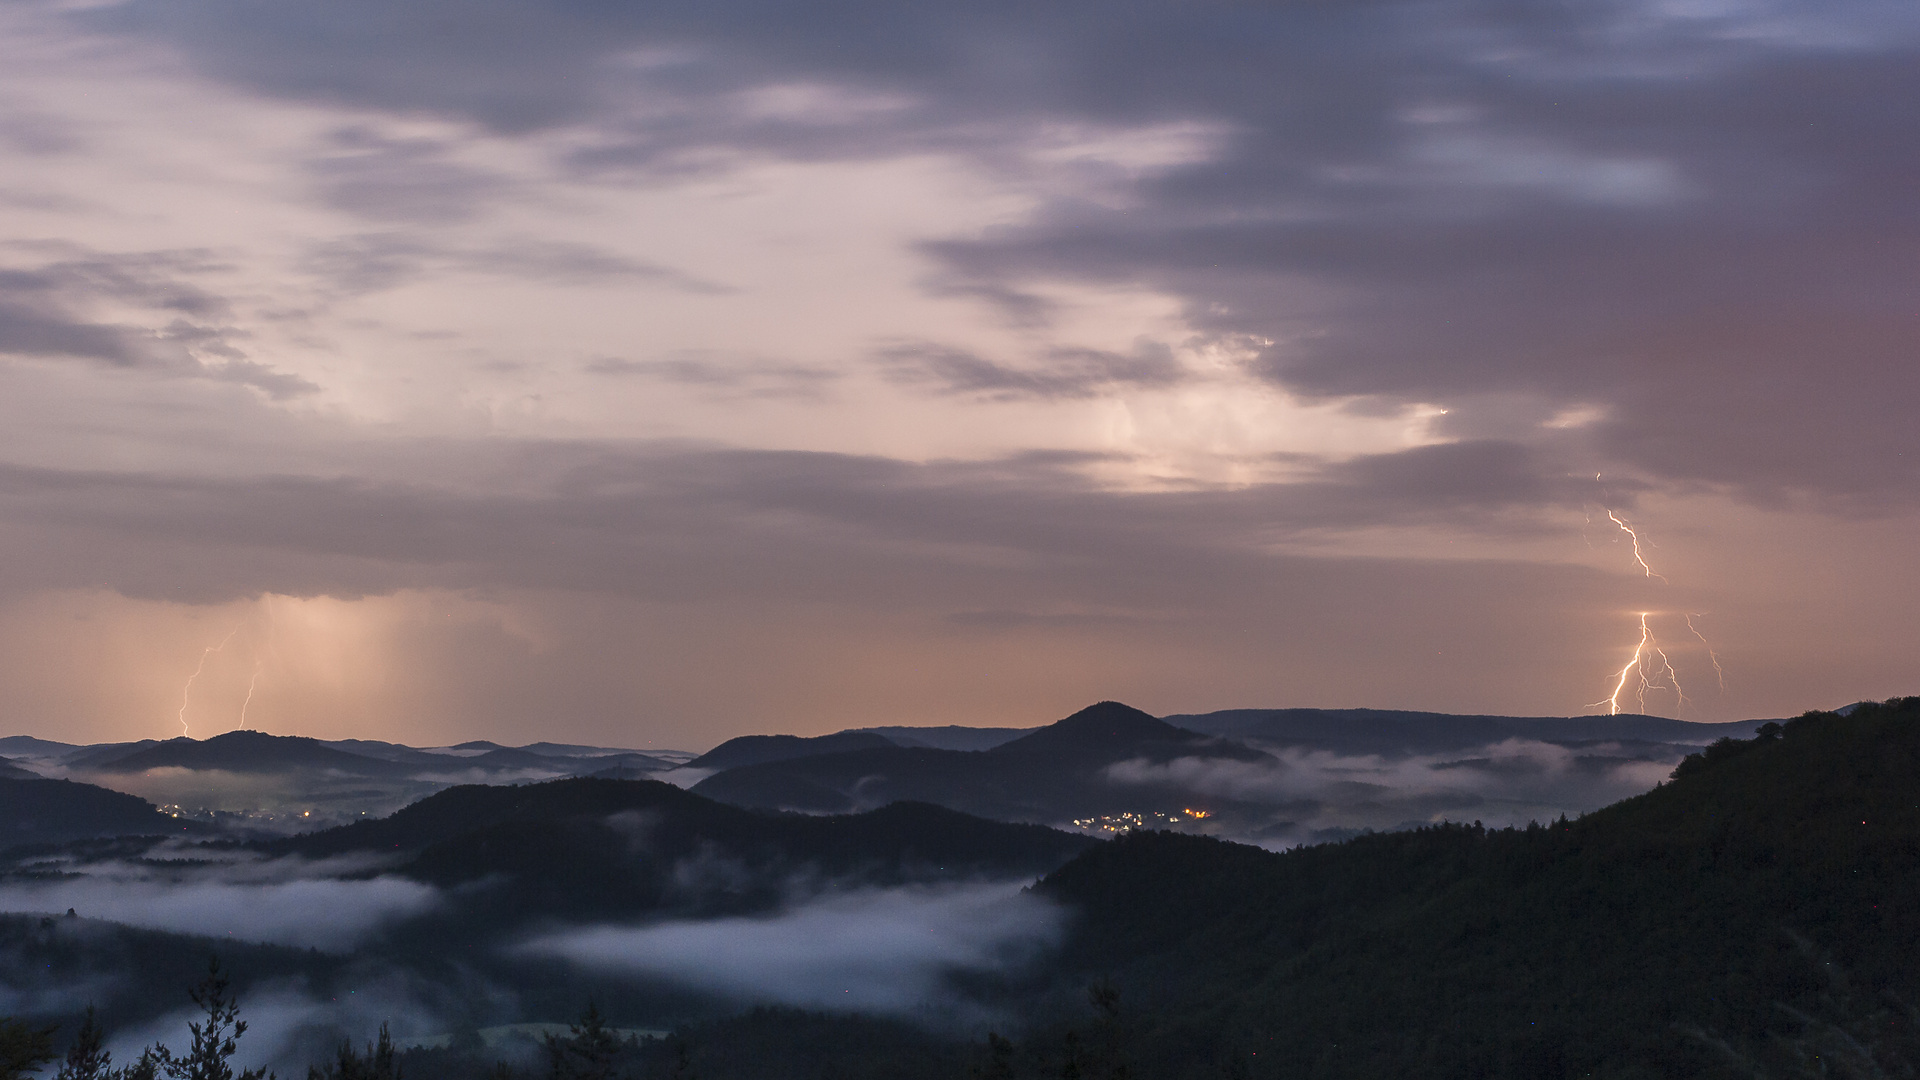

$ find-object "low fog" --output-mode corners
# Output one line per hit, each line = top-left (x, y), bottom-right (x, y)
(0, 849), (435, 949)
(521, 882), (1064, 1020)
(107, 972), (463, 1078)
(1109, 737), (1682, 844)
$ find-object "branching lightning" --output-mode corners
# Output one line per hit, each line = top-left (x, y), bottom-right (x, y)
(1587, 507), (1723, 717)
(1591, 613), (1687, 715)
(176, 629), (239, 738)
(1605, 510), (1667, 583)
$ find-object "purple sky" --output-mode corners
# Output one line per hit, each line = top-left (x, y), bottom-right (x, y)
(1, 0), (1915, 749)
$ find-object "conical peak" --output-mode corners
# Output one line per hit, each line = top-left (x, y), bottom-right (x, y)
(990, 701), (1191, 757)
(1052, 701), (1173, 738)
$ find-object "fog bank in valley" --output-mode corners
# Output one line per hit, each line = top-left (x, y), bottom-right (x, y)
(520, 881), (1065, 1020)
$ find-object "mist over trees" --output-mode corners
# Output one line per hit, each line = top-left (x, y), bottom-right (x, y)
(9, 700), (1920, 1079)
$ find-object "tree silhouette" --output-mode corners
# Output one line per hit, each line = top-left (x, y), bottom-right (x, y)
(0, 1019), (54, 1080)
(53, 1009), (107, 1080)
(152, 959), (269, 1080)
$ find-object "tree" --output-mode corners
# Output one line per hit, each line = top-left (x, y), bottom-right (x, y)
(542, 1004), (622, 1080)
(1084, 981), (1132, 1080)
(664, 1039), (694, 1080)
(305, 1025), (396, 1080)
(970, 1033), (1014, 1080)
(153, 959), (268, 1080)
(116, 1052), (161, 1080)
(0, 1020), (55, 1080)
(54, 1009), (107, 1080)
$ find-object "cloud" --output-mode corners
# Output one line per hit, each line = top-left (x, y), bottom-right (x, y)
(3, 0), (1913, 741)
(518, 882), (1065, 1018)
(584, 354), (835, 400)
(877, 339), (1186, 400)
(0, 246), (316, 397)
(302, 233), (733, 297)
(0, 439), (1615, 604)
(60, 0), (1920, 507)
(61, 0), (1917, 504)
(307, 127), (512, 225)
(0, 854), (436, 949)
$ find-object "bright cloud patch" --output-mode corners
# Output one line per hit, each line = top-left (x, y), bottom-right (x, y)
(520, 882), (1064, 1016)
(0, 859), (436, 949)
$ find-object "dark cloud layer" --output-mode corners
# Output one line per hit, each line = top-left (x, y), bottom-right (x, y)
(0, 440), (1609, 605)
(80, 0), (1920, 504)
(1, 0), (1907, 739)
(877, 340), (1185, 400)
(0, 247), (316, 397)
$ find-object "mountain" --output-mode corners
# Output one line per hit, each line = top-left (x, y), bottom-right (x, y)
(421, 746), (589, 772)
(1167, 706), (1769, 756)
(691, 701), (1269, 823)
(989, 701), (1241, 763)
(1031, 697), (1920, 1079)
(318, 737), (477, 766)
(0, 777), (194, 849)
(521, 740), (666, 758)
(272, 776), (1097, 924)
(687, 730), (896, 771)
(60, 739), (163, 770)
(0, 736), (79, 761)
(77, 730), (667, 780)
(85, 730), (420, 776)
(853, 725), (1034, 751)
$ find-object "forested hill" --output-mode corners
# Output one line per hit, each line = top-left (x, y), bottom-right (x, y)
(265, 777), (1096, 923)
(1037, 698), (1920, 1080)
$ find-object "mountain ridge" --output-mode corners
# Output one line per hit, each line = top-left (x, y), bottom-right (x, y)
(692, 701), (1271, 823)
(1033, 697), (1920, 1078)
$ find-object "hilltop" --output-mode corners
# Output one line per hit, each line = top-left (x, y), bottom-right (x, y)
(691, 701), (1269, 823)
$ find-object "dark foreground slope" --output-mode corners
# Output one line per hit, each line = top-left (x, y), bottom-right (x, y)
(1037, 698), (1920, 1079)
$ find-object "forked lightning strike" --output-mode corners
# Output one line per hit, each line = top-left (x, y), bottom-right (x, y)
(1592, 613), (1687, 715)
(1589, 509), (1723, 717)
(176, 629), (239, 737)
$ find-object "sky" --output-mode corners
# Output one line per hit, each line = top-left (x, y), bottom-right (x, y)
(2, 0), (1917, 750)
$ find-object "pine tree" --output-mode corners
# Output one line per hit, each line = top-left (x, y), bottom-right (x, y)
(0, 1019), (55, 1080)
(54, 1008), (108, 1080)
(152, 959), (269, 1080)
(543, 1004), (621, 1080)
(305, 1024), (397, 1080)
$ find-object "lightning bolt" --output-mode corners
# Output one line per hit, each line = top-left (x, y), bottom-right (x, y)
(239, 666), (263, 728)
(1594, 614), (1650, 716)
(237, 596), (276, 731)
(1591, 612), (1687, 715)
(1686, 613), (1727, 692)
(1604, 510), (1668, 583)
(1586, 506), (1723, 718)
(176, 629), (239, 738)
